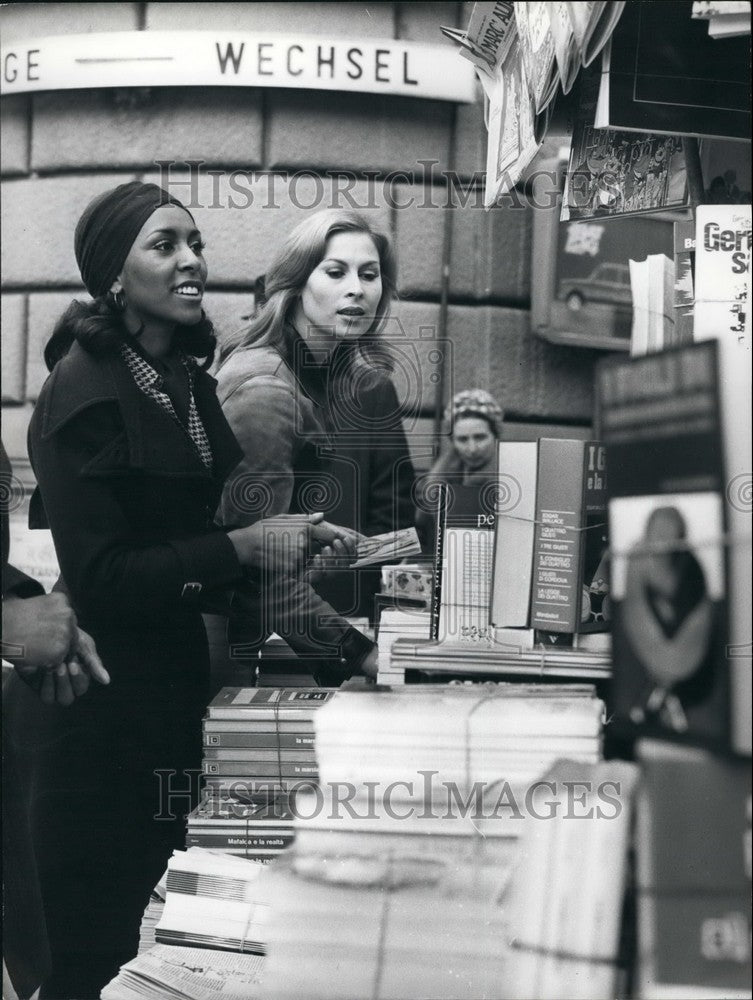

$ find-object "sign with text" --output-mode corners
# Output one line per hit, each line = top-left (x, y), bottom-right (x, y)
(1, 30), (476, 102)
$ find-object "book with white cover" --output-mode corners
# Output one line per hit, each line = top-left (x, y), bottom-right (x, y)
(491, 441), (538, 627)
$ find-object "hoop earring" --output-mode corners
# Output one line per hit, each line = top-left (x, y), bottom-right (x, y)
(108, 289), (126, 312)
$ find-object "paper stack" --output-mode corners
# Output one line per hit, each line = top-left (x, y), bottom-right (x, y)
(389, 636), (610, 681)
(154, 848), (269, 952)
(504, 760), (639, 999)
(101, 945), (264, 1000)
(137, 871), (167, 955)
(313, 686), (604, 803)
(258, 685), (609, 999)
(375, 608), (431, 685)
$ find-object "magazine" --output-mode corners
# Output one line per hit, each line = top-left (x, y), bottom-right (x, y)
(563, 71), (689, 221)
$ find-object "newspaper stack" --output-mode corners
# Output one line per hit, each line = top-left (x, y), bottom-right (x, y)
(137, 872), (167, 955)
(101, 945), (264, 1000)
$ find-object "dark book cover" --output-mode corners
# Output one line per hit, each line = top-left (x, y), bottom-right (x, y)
(531, 439), (609, 634)
(602, 1), (750, 139)
(597, 341), (730, 750)
(635, 740), (752, 993)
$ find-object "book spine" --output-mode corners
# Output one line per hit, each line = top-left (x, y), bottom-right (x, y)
(203, 731), (316, 749)
(185, 832), (295, 852)
(491, 441), (538, 627)
(530, 439), (587, 633)
(203, 748), (316, 762)
(203, 761), (319, 777)
(429, 481), (448, 641)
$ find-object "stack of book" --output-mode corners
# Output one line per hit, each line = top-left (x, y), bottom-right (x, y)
(258, 686), (637, 1000)
(201, 688), (336, 800)
(185, 793), (295, 863)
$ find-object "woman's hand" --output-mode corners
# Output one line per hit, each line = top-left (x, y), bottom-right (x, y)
(306, 523), (364, 582)
(228, 513), (364, 575)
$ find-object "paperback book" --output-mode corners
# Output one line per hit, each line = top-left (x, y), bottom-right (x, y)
(597, 341), (731, 749)
(530, 439), (609, 635)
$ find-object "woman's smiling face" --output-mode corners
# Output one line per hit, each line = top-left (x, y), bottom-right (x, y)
(293, 231), (383, 352)
(116, 204), (207, 336)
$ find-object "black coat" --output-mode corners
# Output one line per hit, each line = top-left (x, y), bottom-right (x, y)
(2, 341), (244, 999)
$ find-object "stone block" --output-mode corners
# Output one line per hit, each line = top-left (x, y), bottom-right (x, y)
(1, 295), (27, 403)
(452, 198), (532, 303)
(26, 293), (84, 401)
(143, 170), (392, 285)
(393, 183), (446, 299)
(32, 89), (263, 172)
(1, 96), (30, 177)
(390, 299), (452, 417)
(267, 90), (452, 174)
(394, 182), (531, 302)
(453, 92), (487, 180)
(1, 174), (132, 288)
(482, 307), (597, 421)
(146, 2), (395, 36)
(0, 3), (140, 43)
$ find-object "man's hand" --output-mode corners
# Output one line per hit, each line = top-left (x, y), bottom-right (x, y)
(37, 628), (111, 706)
(2, 592), (77, 669)
(229, 513), (365, 577)
(3, 595), (110, 705)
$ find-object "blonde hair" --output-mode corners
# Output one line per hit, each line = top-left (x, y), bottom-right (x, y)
(219, 209), (397, 371)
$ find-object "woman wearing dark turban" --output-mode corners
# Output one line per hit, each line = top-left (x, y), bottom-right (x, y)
(2, 182), (357, 999)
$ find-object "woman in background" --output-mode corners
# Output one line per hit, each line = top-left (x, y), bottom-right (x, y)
(415, 389), (503, 552)
(215, 209), (416, 681)
(3, 182), (352, 999)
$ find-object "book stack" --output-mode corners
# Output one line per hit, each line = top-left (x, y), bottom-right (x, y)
(258, 685), (616, 1000)
(201, 688), (336, 800)
(185, 793), (295, 862)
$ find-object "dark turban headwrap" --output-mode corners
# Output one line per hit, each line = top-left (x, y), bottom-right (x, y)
(74, 181), (193, 298)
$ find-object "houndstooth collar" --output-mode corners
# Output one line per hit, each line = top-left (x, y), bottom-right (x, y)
(119, 341), (213, 469)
